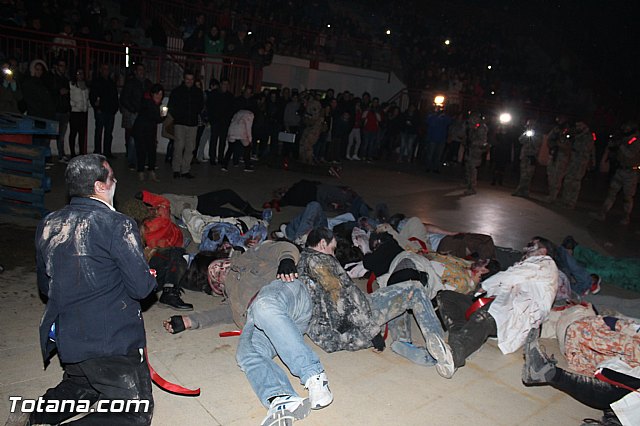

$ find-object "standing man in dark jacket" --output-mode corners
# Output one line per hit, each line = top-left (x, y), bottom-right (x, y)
(206, 78), (234, 165)
(48, 58), (71, 162)
(90, 63), (119, 157)
(28, 154), (156, 425)
(167, 71), (204, 178)
(120, 63), (152, 169)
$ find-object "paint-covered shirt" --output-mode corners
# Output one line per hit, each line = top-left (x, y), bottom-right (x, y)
(35, 197), (156, 364)
(298, 248), (380, 352)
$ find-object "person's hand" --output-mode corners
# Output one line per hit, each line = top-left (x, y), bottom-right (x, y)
(276, 258), (298, 282)
(245, 236), (259, 248)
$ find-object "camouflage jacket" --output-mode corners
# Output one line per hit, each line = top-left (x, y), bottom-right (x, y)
(298, 248), (380, 352)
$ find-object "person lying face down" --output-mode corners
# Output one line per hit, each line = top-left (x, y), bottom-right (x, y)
(437, 236), (559, 376)
(297, 227), (456, 378)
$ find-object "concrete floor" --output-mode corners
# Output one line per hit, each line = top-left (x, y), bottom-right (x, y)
(1, 156), (639, 425)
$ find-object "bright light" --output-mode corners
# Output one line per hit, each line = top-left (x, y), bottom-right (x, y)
(444, 39), (450, 45)
(490, 91), (495, 95)
(327, 24), (331, 28)
(487, 65), (492, 70)
(499, 113), (512, 124)
(525, 130), (534, 137)
(434, 95), (445, 106)
(386, 29), (391, 35)
(125, 46), (130, 67)
(248, 31), (253, 35)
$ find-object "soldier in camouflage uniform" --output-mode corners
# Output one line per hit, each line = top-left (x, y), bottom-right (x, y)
(545, 116), (572, 202)
(298, 94), (324, 164)
(560, 122), (595, 209)
(464, 112), (489, 195)
(594, 122), (640, 225)
(297, 228), (455, 378)
(513, 119), (543, 198)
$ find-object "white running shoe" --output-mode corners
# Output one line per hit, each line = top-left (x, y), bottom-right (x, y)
(351, 155), (361, 161)
(260, 395), (310, 426)
(426, 334), (456, 379)
(304, 372), (333, 409)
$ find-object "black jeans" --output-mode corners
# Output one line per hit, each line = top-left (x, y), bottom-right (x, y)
(208, 121), (229, 164)
(221, 140), (251, 168)
(69, 111), (88, 156)
(31, 350), (153, 425)
(437, 290), (497, 368)
(197, 189), (250, 217)
(549, 367), (637, 410)
(94, 111), (115, 155)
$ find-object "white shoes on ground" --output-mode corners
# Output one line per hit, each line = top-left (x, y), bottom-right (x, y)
(304, 372), (333, 410)
(426, 334), (456, 379)
(261, 372), (332, 426)
(261, 395), (310, 426)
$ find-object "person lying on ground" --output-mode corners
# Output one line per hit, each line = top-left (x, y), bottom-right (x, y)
(234, 244), (334, 425)
(437, 236), (559, 376)
(523, 327), (639, 426)
(138, 189), (263, 220)
(163, 240), (300, 333)
(380, 214), (497, 260)
(297, 227), (456, 378)
(267, 179), (376, 219)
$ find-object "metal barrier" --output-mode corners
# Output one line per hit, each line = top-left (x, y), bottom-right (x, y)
(0, 25), (255, 94)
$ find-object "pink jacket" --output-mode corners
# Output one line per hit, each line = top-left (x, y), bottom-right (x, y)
(227, 110), (254, 146)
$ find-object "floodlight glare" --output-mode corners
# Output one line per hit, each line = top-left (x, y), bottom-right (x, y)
(386, 29), (391, 35)
(444, 39), (450, 45)
(525, 130), (534, 137)
(327, 24), (331, 28)
(434, 95), (445, 106)
(499, 113), (512, 124)
(487, 65), (492, 70)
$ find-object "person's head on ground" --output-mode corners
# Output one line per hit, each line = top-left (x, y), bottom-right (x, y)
(306, 228), (336, 256)
(65, 154), (116, 206)
(523, 236), (555, 259)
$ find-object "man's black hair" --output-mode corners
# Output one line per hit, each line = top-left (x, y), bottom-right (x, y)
(531, 236), (556, 259)
(306, 227), (334, 248)
(65, 154), (108, 198)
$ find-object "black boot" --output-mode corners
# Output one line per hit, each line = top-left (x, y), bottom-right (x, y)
(159, 286), (193, 311)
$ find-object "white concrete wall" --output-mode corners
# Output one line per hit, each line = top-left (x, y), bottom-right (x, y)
(262, 55), (406, 101)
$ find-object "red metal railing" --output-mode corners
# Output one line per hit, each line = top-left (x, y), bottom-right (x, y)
(0, 25), (255, 94)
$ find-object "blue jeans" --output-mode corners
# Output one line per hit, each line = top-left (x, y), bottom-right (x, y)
(556, 246), (591, 294)
(371, 281), (445, 363)
(236, 279), (323, 407)
(285, 201), (327, 241)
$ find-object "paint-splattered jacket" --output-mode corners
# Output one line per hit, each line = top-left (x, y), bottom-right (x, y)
(35, 197), (156, 365)
(298, 248), (380, 352)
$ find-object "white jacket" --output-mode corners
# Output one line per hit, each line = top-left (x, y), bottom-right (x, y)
(483, 255), (558, 354)
(70, 83), (89, 112)
(226, 110), (254, 146)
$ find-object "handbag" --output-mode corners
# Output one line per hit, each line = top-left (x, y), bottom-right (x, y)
(161, 113), (175, 139)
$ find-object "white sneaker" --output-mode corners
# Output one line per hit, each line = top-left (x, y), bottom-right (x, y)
(260, 395), (310, 426)
(304, 372), (333, 409)
(351, 155), (361, 161)
(426, 334), (456, 379)
(345, 155), (352, 160)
